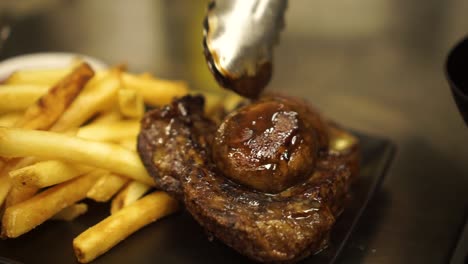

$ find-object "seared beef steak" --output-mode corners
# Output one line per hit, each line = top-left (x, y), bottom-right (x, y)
(137, 96), (216, 199)
(137, 95), (359, 263)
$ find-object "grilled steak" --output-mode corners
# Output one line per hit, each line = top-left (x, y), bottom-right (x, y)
(138, 95), (216, 200)
(138, 95), (359, 263)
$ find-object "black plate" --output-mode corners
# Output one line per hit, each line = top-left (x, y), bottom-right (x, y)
(0, 132), (395, 264)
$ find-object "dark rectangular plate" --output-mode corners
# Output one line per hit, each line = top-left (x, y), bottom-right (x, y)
(0, 132), (395, 264)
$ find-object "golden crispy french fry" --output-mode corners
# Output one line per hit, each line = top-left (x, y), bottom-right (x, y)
(117, 88), (144, 119)
(110, 181), (151, 214)
(0, 174), (12, 208)
(77, 121), (139, 142)
(2, 172), (99, 238)
(14, 63), (94, 130)
(0, 112), (22, 127)
(0, 127), (154, 185)
(122, 72), (188, 106)
(0, 84), (48, 90)
(0, 63), (94, 207)
(0, 85), (49, 113)
(87, 172), (128, 202)
(73, 191), (178, 263)
(119, 137), (137, 151)
(9, 160), (92, 188)
(0, 157), (39, 207)
(52, 203), (88, 221)
(1, 64), (92, 193)
(0, 65), (92, 202)
(4, 185), (38, 209)
(92, 111), (121, 124)
(5, 68), (71, 86)
(50, 70), (120, 132)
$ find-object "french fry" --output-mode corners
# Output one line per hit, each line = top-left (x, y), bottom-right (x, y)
(0, 127), (154, 185)
(0, 157), (39, 207)
(1, 172), (99, 238)
(110, 181), (151, 214)
(0, 64), (94, 207)
(52, 203), (88, 221)
(0, 63), (92, 197)
(2, 63), (98, 208)
(49, 70), (120, 132)
(0, 174), (12, 208)
(73, 191), (179, 263)
(14, 63), (94, 130)
(0, 112), (22, 127)
(4, 185), (38, 209)
(119, 137), (137, 151)
(0, 85), (49, 113)
(9, 160), (92, 188)
(77, 120), (139, 142)
(92, 110), (121, 124)
(117, 88), (144, 119)
(87, 172), (128, 202)
(5, 68), (71, 86)
(121, 72), (188, 106)
(0, 61), (190, 262)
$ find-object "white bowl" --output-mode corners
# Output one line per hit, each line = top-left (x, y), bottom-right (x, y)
(0, 52), (107, 80)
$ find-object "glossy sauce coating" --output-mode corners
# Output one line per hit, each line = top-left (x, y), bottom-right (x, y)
(213, 96), (328, 193)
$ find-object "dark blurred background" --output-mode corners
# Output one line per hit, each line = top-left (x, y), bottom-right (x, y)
(0, 0), (467, 263)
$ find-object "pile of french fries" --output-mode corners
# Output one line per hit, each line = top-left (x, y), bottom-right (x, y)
(0, 61), (199, 263)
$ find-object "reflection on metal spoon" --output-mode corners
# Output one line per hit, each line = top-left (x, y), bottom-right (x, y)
(203, 0), (287, 98)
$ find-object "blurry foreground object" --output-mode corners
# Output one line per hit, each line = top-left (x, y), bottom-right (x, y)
(446, 35), (468, 126)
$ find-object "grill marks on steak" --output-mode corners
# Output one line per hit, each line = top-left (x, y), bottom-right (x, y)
(137, 95), (359, 263)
